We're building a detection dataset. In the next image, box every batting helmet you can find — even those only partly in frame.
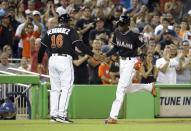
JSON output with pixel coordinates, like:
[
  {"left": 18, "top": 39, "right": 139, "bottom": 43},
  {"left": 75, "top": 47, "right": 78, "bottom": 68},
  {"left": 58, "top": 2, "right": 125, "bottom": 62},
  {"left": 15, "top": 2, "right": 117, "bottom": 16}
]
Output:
[
  {"left": 0, "top": 98, "right": 16, "bottom": 119},
  {"left": 58, "top": 13, "right": 71, "bottom": 23},
  {"left": 117, "top": 15, "right": 130, "bottom": 26}
]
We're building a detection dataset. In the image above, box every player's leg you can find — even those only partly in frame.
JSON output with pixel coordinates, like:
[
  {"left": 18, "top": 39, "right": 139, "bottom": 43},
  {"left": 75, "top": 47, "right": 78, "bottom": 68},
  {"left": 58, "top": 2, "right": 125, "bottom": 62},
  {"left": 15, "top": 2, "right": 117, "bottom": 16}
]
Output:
[
  {"left": 57, "top": 56, "right": 74, "bottom": 123},
  {"left": 126, "top": 83, "right": 152, "bottom": 92},
  {"left": 126, "top": 67, "right": 156, "bottom": 97},
  {"left": 126, "top": 57, "right": 156, "bottom": 96},
  {"left": 48, "top": 56, "right": 61, "bottom": 121},
  {"left": 106, "top": 58, "right": 135, "bottom": 124},
  {"left": 128, "top": 83, "right": 156, "bottom": 97}
]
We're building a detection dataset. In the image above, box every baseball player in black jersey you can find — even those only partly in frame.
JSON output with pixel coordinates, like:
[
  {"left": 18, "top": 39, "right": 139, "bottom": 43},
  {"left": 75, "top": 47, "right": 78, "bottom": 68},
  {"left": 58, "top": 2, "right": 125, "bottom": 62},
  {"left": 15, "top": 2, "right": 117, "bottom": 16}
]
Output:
[
  {"left": 38, "top": 13, "right": 98, "bottom": 123},
  {"left": 104, "top": 14, "right": 157, "bottom": 124}
]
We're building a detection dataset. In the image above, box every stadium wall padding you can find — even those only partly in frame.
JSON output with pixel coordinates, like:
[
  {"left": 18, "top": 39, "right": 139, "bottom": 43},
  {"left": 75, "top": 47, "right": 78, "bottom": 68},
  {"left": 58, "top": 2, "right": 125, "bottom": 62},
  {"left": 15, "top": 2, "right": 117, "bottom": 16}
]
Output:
[
  {"left": 26, "top": 83, "right": 191, "bottom": 119},
  {"left": 31, "top": 85, "right": 155, "bottom": 119},
  {"left": 68, "top": 85, "right": 154, "bottom": 119}
]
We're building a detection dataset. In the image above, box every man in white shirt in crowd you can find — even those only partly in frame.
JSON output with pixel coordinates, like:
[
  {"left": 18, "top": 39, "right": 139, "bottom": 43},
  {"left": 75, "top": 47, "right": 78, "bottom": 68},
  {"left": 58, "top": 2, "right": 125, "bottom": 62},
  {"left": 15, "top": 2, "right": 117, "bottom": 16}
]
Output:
[
  {"left": 156, "top": 45, "right": 180, "bottom": 84},
  {"left": 56, "top": 0, "right": 73, "bottom": 15}
]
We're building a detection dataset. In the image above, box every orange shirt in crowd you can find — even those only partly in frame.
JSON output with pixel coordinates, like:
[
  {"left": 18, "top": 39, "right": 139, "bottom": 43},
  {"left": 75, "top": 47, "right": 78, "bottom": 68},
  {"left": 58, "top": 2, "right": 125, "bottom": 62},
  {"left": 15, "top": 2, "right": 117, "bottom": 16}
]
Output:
[
  {"left": 178, "top": 30, "right": 187, "bottom": 39},
  {"left": 21, "top": 31, "right": 40, "bottom": 58},
  {"left": 98, "top": 63, "right": 111, "bottom": 84}
]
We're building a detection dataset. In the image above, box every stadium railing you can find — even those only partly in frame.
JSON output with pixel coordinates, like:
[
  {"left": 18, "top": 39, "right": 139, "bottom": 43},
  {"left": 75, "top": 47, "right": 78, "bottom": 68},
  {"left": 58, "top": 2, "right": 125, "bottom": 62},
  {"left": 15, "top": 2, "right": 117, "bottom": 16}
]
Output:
[{"left": 0, "top": 73, "right": 49, "bottom": 119}]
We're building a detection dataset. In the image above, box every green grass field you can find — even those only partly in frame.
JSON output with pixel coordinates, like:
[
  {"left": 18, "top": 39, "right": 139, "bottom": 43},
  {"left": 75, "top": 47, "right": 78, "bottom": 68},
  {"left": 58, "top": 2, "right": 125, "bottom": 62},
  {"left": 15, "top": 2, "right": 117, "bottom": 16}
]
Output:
[{"left": 1, "top": 119, "right": 191, "bottom": 131}]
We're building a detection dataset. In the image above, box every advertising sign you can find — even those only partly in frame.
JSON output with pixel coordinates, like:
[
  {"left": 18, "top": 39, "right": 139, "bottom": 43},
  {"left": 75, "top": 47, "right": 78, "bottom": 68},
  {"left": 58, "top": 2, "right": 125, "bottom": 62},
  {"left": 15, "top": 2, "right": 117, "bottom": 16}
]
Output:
[{"left": 160, "top": 89, "right": 191, "bottom": 117}]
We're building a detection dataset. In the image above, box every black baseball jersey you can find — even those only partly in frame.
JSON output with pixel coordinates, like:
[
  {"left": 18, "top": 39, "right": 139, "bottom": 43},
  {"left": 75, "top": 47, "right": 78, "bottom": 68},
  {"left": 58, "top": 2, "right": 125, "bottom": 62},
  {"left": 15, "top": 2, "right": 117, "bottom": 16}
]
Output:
[
  {"left": 106, "top": 29, "right": 144, "bottom": 57},
  {"left": 38, "top": 24, "right": 93, "bottom": 63}
]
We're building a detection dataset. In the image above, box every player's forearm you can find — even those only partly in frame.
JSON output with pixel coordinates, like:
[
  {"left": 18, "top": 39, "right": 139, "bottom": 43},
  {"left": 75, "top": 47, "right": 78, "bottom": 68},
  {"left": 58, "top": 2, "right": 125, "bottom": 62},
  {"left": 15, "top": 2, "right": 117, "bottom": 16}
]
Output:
[
  {"left": 75, "top": 42, "right": 94, "bottom": 56},
  {"left": 73, "top": 55, "right": 89, "bottom": 66},
  {"left": 38, "top": 46, "right": 46, "bottom": 64}
]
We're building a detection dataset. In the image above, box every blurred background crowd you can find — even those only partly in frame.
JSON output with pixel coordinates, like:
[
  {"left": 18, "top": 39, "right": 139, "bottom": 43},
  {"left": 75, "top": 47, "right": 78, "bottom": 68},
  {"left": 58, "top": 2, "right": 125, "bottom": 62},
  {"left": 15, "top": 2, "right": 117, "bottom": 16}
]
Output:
[{"left": 0, "top": 0, "right": 191, "bottom": 85}]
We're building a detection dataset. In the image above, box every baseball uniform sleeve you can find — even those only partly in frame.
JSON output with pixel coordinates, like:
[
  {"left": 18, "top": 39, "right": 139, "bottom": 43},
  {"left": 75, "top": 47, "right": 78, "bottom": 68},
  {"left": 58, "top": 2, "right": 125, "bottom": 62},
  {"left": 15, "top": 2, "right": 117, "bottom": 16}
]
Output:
[
  {"left": 70, "top": 28, "right": 80, "bottom": 44},
  {"left": 135, "top": 33, "right": 145, "bottom": 48},
  {"left": 38, "top": 33, "right": 49, "bottom": 63},
  {"left": 70, "top": 29, "right": 94, "bottom": 56}
]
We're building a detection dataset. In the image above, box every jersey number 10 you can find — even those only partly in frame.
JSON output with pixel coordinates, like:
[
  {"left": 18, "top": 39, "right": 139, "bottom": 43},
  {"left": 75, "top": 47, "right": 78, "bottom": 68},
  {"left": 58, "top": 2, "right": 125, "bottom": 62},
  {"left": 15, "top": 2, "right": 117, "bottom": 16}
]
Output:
[{"left": 51, "top": 34, "right": 63, "bottom": 48}]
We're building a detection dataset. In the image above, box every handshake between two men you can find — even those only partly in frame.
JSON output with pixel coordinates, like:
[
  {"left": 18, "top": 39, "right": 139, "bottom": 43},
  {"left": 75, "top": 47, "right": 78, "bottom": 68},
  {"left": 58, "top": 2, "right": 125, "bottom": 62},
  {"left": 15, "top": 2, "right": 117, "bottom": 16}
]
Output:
[
  {"left": 93, "top": 53, "right": 144, "bottom": 72},
  {"left": 37, "top": 53, "right": 108, "bottom": 75}
]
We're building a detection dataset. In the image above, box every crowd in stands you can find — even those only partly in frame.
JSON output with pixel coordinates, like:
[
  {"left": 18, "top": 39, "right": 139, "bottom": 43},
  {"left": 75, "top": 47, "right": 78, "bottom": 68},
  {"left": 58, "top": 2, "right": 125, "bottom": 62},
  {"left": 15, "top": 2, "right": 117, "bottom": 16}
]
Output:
[{"left": 0, "top": 0, "right": 191, "bottom": 85}]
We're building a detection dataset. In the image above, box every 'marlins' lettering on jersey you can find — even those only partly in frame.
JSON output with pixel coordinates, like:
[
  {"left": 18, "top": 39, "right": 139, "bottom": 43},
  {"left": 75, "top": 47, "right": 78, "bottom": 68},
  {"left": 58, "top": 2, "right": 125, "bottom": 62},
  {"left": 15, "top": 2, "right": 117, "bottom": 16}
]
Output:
[
  {"left": 47, "top": 28, "right": 71, "bottom": 35},
  {"left": 115, "top": 38, "right": 133, "bottom": 49}
]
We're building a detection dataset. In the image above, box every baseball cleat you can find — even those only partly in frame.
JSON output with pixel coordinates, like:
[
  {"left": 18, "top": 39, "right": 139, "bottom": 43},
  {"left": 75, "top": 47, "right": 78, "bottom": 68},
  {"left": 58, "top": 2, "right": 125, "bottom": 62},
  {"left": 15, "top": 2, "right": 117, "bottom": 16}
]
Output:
[
  {"left": 56, "top": 116, "right": 73, "bottom": 123},
  {"left": 151, "top": 83, "right": 157, "bottom": 97},
  {"left": 50, "top": 116, "right": 57, "bottom": 122},
  {"left": 105, "top": 117, "right": 117, "bottom": 124}
]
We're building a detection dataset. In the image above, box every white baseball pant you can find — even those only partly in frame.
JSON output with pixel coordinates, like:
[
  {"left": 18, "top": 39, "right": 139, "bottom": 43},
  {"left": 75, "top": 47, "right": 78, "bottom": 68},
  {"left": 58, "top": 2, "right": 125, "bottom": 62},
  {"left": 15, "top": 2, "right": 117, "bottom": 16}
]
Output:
[
  {"left": 109, "top": 57, "right": 153, "bottom": 119},
  {"left": 48, "top": 54, "right": 74, "bottom": 118}
]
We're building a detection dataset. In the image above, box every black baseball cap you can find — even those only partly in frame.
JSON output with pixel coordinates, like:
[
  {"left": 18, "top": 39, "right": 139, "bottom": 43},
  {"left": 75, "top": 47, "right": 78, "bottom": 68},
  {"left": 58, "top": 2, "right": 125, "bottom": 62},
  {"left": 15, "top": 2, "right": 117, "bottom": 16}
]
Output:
[
  {"left": 117, "top": 15, "right": 131, "bottom": 26},
  {"left": 58, "top": 13, "right": 71, "bottom": 23}
]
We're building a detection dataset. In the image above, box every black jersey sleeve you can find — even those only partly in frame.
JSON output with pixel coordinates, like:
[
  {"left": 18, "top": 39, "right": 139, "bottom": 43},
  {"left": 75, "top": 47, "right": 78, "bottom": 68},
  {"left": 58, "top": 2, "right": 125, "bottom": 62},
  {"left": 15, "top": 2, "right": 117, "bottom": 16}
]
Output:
[
  {"left": 38, "top": 33, "right": 49, "bottom": 63},
  {"left": 74, "top": 41, "right": 94, "bottom": 56},
  {"left": 70, "top": 28, "right": 80, "bottom": 44},
  {"left": 70, "top": 29, "right": 94, "bottom": 56},
  {"left": 135, "top": 33, "right": 145, "bottom": 48}
]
